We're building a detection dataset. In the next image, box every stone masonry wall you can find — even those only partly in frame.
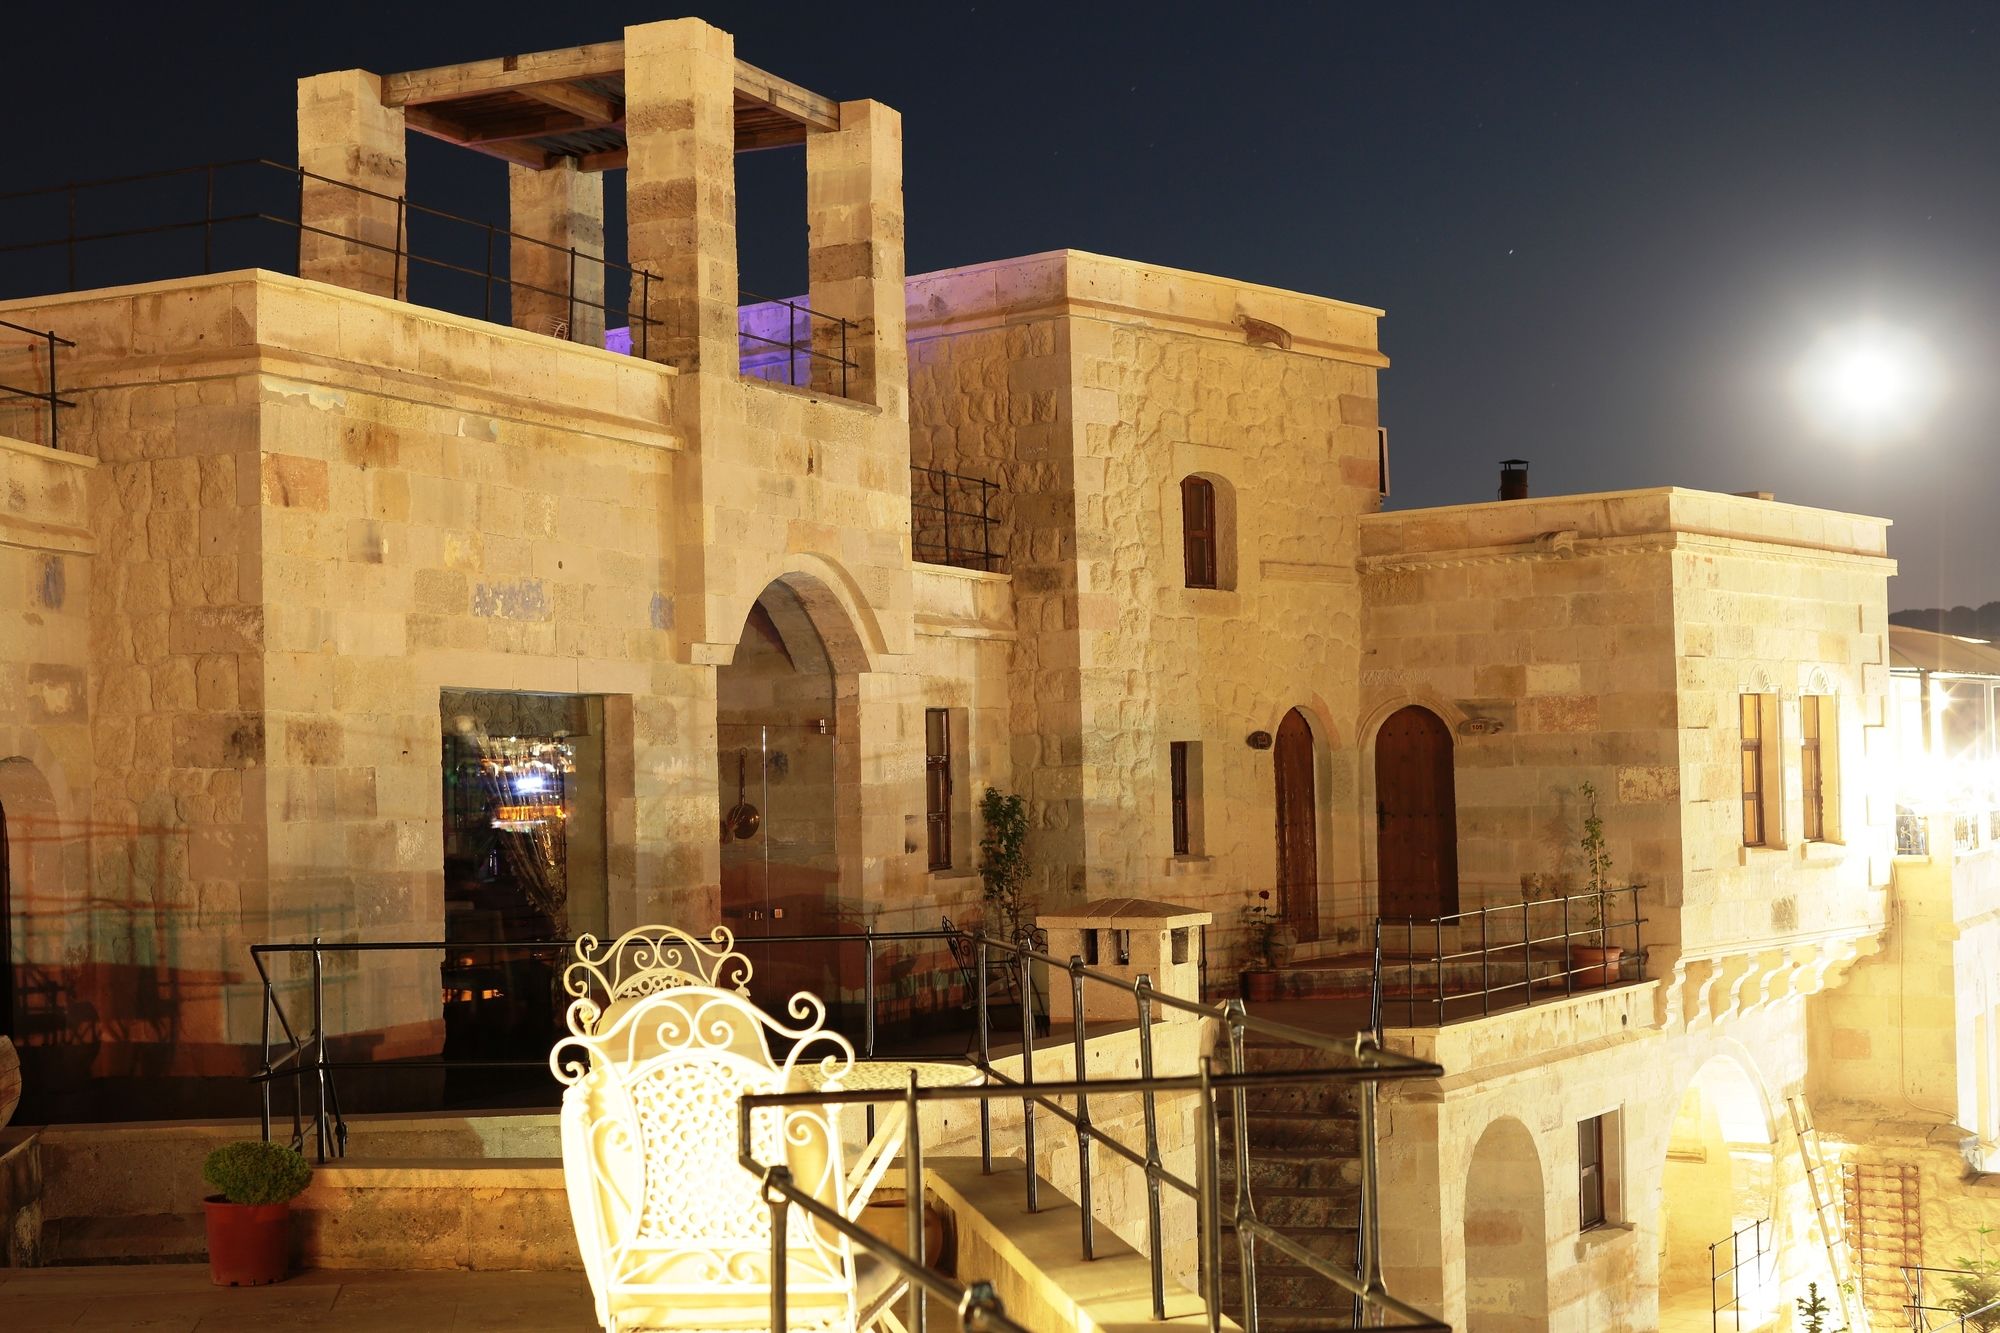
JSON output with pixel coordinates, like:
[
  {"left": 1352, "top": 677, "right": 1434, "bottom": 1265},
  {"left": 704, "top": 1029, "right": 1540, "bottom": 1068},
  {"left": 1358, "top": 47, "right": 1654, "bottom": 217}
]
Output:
[{"left": 909, "top": 251, "right": 1385, "bottom": 959}]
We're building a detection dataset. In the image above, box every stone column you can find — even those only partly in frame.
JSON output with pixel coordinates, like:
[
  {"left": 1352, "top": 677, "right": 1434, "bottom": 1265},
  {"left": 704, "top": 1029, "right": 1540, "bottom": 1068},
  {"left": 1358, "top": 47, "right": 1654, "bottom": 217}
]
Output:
[
  {"left": 806, "top": 100, "right": 907, "bottom": 412},
  {"left": 623, "top": 18, "right": 738, "bottom": 373},
  {"left": 508, "top": 159, "right": 606, "bottom": 345},
  {"left": 296, "top": 70, "right": 406, "bottom": 298}
]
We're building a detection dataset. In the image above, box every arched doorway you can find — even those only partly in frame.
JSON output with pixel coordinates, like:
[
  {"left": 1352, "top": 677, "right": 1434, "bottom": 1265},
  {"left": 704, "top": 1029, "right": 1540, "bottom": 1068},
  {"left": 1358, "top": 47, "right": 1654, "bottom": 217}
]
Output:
[
  {"left": 1272, "top": 708, "right": 1318, "bottom": 943},
  {"left": 1660, "top": 1057, "right": 1777, "bottom": 1329},
  {"left": 1374, "top": 706, "right": 1459, "bottom": 920},
  {"left": 716, "top": 581, "right": 853, "bottom": 1013},
  {"left": 1464, "top": 1116, "right": 1548, "bottom": 1331},
  {"left": 0, "top": 797, "right": 11, "bottom": 1040}
]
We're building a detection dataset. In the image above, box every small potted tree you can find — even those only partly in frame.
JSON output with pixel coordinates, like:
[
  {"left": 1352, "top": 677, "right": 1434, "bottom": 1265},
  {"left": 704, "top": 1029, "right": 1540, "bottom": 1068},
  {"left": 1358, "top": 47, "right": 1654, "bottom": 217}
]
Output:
[
  {"left": 202, "top": 1140, "right": 312, "bottom": 1286},
  {"left": 1568, "top": 780, "right": 1625, "bottom": 987},
  {"left": 978, "top": 787, "right": 1044, "bottom": 1032},
  {"left": 1238, "top": 890, "right": 1290, "bottom": 1003}
]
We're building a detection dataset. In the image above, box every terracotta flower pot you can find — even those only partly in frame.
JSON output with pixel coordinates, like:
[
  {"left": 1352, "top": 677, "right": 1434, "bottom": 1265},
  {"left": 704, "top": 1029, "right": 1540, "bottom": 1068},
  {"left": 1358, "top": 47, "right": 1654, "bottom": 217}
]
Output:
[
  {"left": 1568, "top": 944, "right": 1624, "bottom": 989},
  {"left": 203, "top": 1198, "right": 292, "bottom": 1286},
  {"left": 1240, "top": 969, "right": 1280, "bottom": 1004}
]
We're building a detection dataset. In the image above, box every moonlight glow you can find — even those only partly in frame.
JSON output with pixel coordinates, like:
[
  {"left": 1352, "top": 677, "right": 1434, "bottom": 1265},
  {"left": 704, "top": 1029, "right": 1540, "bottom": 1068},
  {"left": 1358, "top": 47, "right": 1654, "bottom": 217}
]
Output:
[{"left": 1792, "top": 321, "right": 1943, "bottom": 441}]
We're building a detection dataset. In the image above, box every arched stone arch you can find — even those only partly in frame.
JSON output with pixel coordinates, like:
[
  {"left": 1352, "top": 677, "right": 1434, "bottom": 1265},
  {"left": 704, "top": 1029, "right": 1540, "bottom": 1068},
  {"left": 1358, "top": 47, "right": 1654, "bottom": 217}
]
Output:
[
  {"left": 1659, "top": 1051, "right": 1781, "bottom": 1325},
  {"left": 1744, "top": 665, "right": 1777, "bottom": 696},
  {"left": 0, "top": 752, "right": 65, "bottom": 1039},
  {"left": 712, "top": 552, "right": 893, "bottom": 675},
  {"left": 1463, "top": 1114, "right": 1549, "bottom": 1331}
]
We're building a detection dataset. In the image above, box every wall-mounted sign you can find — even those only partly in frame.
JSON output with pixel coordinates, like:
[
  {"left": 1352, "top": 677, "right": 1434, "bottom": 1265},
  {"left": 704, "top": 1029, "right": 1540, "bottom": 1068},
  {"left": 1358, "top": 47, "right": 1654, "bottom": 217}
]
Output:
[
  {"left": 1246, "top": 731, "right": 1274, "bottom": 750},
  {"left": 1458, "top": 716, "right": 1504, "bottom": 737}
]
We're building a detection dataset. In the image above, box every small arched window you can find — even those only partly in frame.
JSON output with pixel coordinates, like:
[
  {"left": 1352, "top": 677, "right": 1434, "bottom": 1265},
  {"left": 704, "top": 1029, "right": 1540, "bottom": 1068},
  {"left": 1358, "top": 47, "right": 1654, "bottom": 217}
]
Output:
[{"left": 1182, "top": 475, "right": 1218, "bottom": 589}]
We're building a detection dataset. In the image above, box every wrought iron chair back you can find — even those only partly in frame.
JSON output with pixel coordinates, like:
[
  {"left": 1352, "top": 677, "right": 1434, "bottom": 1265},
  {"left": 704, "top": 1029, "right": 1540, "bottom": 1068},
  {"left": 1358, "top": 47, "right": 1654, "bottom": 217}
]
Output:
[
  {"left": 550, "top": 986, "right": 904, "bottom": 1332},
  {"left": 563, "top": 924, "right": 755, "bottom": 1036}
]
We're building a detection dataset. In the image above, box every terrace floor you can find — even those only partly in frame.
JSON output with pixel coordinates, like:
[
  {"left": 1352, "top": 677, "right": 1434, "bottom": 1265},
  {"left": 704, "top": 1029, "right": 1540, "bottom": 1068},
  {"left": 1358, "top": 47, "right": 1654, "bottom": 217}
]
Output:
[{"left": 0, "top": 1265, "right": 597, "bottom": 1331}]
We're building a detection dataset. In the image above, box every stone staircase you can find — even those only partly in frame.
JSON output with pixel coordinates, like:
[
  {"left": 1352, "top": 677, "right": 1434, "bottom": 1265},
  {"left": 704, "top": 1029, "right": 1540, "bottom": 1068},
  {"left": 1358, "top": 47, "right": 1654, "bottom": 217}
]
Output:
[{"left": 1213, "top": 1032, "right": 1368, "bottom": 1330}]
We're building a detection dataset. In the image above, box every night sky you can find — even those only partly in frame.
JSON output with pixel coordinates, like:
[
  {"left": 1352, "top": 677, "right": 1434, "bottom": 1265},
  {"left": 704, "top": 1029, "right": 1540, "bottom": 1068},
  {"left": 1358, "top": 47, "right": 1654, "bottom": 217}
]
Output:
[{"left": 11, "top": 3, "right": 1996, "bottom": 609}]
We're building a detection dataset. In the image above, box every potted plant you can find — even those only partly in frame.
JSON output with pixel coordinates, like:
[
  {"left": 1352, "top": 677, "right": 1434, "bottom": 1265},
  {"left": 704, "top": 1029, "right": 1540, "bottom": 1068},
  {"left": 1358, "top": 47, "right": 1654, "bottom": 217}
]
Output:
[
  {"left": 1567, "top": 780, "right": 1625, "bottom": 988},
  {"left": 201, "top": 1140, "right": 312, "bottom": 1286},
  {"left": 1944, "top": 1227, "right": 2000, "bottom": 1331},
  {"left": 978, "top": 787, "right": 1044, "bottom": 1031},
  {"left": 1238, "top": 890, "right": 1289, "bottom": 1003}
]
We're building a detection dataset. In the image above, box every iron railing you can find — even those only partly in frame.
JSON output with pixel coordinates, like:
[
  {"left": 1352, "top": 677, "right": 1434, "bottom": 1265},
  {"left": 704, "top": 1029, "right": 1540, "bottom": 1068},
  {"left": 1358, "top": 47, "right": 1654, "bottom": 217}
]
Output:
[
  {"left": 1370, "top": 885, "right": 1646, "bottom": 1030},
  {"left": 1710, "top": 1217, "right": 1774, "bottom": 1332},
  {"left": 0, "top": 158, "right": 657, "bottom": 357},
  {"left": 1904, "top": 1264, "right": 2000, "bottom": 1330},
  {"left": 0, "top": 319, "right": 73, "bottom": 451},
  {"left": 911, "top": 464, "right": 1004, "bottom": 573},
  {"left": 249, "top": 926, "right": 1447, "bottom": 1331},
  {"left": 737, "top": 288, "right": 858, "bottom": 397},
  {"left": 1956, "top": 812, "right": 1982, "bottom": 854}
]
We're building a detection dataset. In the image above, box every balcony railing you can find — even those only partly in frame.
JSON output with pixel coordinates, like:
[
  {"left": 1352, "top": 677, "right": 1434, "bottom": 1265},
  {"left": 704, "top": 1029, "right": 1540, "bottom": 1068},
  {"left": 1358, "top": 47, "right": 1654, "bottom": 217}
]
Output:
[
  {"left": 0, "top": 319, "right": 73, "bottom": 450},
  {"left": 1370, "top": 885, "right": 1646, "bottom": 1030},
  {"left": 1710, "top": 1217, "right": 1775, "bottom": 1331},
  {"left": 1898, "top": 806, "right": 1930, "bottom": 857},
  {"left": 1902, "top": 1264, "right": 2000, "bottom": 1331},
  {"left": 249, "top": 927, "right": 1447, "bottom": 1331},
  {"left": 0, "top": 158, "right": 659, "bottom": 356},
  {"left": 911, "top": 464, "right": 1004, "bottom": 573},
  {"left": 737, "top": 290, "right": 858, "bottom": 397}
]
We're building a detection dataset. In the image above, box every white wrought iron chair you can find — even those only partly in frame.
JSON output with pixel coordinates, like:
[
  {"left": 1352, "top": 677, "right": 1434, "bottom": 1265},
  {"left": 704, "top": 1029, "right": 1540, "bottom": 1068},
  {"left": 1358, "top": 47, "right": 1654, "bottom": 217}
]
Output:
[
  {"left": 562, "top": 924, "right": 755, "bottom": 1037},
  {"left": 550, "top": 986, "right": 909, "bottom": 1333}
]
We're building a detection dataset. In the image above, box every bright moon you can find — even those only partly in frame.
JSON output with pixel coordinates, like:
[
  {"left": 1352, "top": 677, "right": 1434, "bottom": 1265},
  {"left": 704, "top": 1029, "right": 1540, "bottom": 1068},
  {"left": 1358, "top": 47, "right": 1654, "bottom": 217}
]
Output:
[{"left": 1792, "top": 321, "right": 1942, "bottom": 441}]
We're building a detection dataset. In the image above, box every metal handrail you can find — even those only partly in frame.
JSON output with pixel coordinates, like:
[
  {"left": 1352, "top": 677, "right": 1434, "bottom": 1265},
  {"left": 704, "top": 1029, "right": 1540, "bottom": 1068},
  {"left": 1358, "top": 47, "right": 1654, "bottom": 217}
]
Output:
[
  {"left": 0, "top": 158, "right": 659, "bottom": 359},
  {"left": 736, "top": 287, "right": 858, "bottom": 396},
  {"left": 1710, "top": 1216, "right": 1773, "bottom": 1331},
  {"left": 248, "top": 926, "right": 1448, "bottom": 1330},
  {"left": 1904, "top": 1264, "right": 2000, "bottom": 1331},
  {"left": 1370, "top": 884, "right": 1647, "bottom": 1031},
  {"left": 0, "top": 319, "right": 75, "bottom": 451}
]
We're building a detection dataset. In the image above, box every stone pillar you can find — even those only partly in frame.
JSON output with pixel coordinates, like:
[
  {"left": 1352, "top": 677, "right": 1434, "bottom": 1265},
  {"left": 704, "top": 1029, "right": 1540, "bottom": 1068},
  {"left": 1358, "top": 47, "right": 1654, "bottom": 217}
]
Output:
[
  {"left": 508, "top": 160, "right": 606, "bottom": 345},
  {"left": 806, "top": 100, "right": 907, "bottom": 412},
  {"left": 1037, "top": 900, "right": 1213, "bottom": 1024},
  {"left": 623, "top": 18, "right": 738, "bottom": 373},
  {"left": 296, "top": 70, "right": 406, "bottom": 298}
]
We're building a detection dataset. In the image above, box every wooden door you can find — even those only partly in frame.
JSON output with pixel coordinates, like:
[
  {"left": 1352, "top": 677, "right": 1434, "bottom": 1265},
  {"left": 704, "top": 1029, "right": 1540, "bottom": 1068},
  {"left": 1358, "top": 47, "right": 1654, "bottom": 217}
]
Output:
[
  {"left": 1374, "top": 706, "right": 1459, "bottom": 920},
  {"left": 1272, "top": 709, "right": 1319, "bottom": 942}
]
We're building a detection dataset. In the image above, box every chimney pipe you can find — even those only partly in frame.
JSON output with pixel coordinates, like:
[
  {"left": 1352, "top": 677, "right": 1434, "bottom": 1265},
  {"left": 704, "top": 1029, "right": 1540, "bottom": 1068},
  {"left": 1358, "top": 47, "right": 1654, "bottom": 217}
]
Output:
[{"left": 1499, "top": 458, "right": 1529, "bottom": 501}]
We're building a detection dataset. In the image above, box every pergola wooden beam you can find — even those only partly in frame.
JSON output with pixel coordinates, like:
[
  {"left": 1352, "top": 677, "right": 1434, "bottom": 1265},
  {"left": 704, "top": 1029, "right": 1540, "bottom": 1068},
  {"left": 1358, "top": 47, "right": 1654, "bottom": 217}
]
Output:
[
  {"left": 730, "top": 57, "right": 839, "bottom": 131},
  {"left": 517, "top": 81, "right": 622, "bottom": 125},
  {"left": 381, "top": 42, "right": 626, "bottom": 107},
  {"left": 404, "top": 107, "right": 557, "bottom": 169}
]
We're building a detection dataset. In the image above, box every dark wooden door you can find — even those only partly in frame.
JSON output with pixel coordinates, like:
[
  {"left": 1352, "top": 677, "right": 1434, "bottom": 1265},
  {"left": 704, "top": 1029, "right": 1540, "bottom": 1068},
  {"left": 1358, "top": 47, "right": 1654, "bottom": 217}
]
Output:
[
  {"left": 1273, "top": 709, "right": 1319, "bottom": 942},
  {"left": 1374, "top": 706, "right": 1459, "bottom": 920}
]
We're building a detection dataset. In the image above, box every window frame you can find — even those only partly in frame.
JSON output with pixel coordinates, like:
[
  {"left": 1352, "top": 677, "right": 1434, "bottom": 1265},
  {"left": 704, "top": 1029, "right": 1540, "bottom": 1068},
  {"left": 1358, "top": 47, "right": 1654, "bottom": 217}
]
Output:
[
  {"left": 1740, "top": 692, "right": 1782, "bottom": 848},
  {"left": 1171, "top": 741, "right": 1191, "bottom": 856},
  {"left": 1801, "top": 694, "right": 1828, "bottom": 843},
  {"left": 1578, "top": 1114, "right": 1608, "bottom": 1231},
  {"left": 1181, "top": 475, "right": 1218, "bottom": 589},
  {"left": 924, "top": 706, "right": 953, "bottom": 871}
]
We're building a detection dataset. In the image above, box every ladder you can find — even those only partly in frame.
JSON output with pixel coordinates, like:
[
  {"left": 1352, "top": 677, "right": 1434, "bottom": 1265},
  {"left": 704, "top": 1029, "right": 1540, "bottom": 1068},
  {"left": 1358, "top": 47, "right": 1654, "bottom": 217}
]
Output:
[{"left": 1789, "top": 1093, "right": 1868, "bottom": 1333}]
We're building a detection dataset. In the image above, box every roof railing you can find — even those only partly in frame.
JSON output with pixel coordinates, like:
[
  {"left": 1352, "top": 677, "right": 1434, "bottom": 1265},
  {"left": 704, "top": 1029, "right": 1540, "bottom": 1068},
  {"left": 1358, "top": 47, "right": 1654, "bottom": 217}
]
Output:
[{"left": 0, "top": 319, "right": 74, "bottom": 451}]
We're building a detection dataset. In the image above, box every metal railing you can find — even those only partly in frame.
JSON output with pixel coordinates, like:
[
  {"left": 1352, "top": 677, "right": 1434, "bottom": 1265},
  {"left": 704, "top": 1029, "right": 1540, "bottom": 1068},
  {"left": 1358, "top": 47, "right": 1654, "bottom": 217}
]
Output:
[
  {"left": 1899, "top": 806, "right": 1931, "bottom": 856},
  {"left": 737, "top": 288, "right": 858, "bottom": 396},
  {"left": 1956, "top": 812, "right": 1983, "bottom": 854},
  {"left": 1904, "top": 1265, "right": 2000, "bottom": 1331},
  {"left": 0, "top": 319, "right": 73, "bottom": 451},
  {"left": 1370, "top": 885, "right": 1646, "bottom": 1030},
  {"left": 1710, "top": 1217, "right": 1774, "bottom": 1331},
  {"left": 911, "top": 464, "right": 1004, "bottom": 573},
  {"left": 0, "top": 158, "right": 657, "bottom": 357},
  {"left": 250, "top": 926, "right": 1447, "bottom": 1331}
]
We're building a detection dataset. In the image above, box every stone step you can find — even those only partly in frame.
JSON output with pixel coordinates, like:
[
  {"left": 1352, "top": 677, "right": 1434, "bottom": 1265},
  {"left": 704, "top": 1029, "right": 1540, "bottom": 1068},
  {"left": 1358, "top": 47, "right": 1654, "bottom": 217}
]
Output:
[
  {"left": 1220, "top": 1109, "right": 1360, "bottom": 1154},
  {"left": 1217, "top": 1149, "right": 1364, "bottom": 1191},
  {"left": 1229, "top": 1081, "right": 1365, "bottom": 1116}
]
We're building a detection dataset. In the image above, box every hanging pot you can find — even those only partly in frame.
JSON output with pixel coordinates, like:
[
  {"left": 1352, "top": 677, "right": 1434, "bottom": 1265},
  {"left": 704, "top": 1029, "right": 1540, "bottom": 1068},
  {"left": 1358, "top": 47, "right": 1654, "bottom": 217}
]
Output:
[{"left": 725, "top": 751, "right": 762, "bottom": 841}]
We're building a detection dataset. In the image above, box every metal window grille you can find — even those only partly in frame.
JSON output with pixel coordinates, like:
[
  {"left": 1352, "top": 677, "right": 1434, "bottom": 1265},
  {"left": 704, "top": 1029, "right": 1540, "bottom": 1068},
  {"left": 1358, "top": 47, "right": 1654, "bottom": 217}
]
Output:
[{"left": 909, "top": 465, "right": 1003, "bottom": 572}]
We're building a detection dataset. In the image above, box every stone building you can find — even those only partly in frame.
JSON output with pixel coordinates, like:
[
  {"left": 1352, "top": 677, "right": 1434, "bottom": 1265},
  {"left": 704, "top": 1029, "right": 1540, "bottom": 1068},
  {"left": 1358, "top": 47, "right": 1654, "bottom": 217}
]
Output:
[{"left": 0, "top": 17, "right": 1992, "bottom": 1331}]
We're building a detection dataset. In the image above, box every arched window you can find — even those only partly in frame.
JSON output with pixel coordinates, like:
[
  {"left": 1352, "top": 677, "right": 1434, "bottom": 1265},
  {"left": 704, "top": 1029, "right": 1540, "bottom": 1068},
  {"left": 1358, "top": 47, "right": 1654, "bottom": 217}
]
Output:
[{"left": 1181, "top": 475, "right": 1218, "bottom": 588}]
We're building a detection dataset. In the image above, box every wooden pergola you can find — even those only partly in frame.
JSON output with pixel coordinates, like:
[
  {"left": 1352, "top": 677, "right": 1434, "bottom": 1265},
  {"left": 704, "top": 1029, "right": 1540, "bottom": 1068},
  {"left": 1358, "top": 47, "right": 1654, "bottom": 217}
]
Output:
[{"left": 381, "top": 40, "right": 839, "bottom": 171}]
